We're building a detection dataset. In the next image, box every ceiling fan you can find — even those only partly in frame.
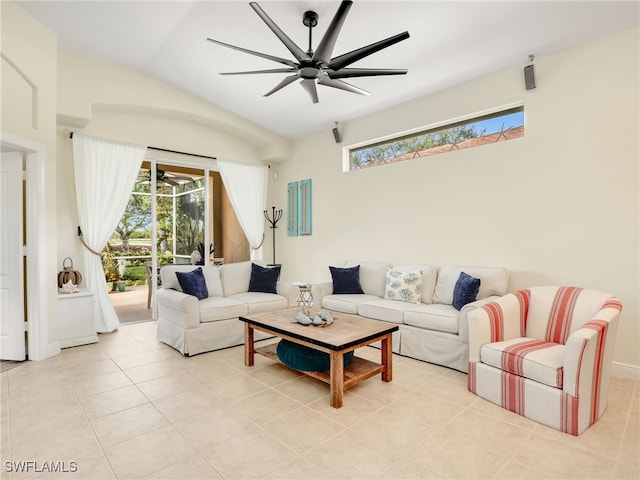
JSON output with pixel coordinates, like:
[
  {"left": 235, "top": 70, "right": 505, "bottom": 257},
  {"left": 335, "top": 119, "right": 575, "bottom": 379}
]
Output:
[
  {"left": 139, "top": 166, "right": 196, "bottom": 187},
  {"left": 206, "top": 0, "right": 410, "bottom": 104}
]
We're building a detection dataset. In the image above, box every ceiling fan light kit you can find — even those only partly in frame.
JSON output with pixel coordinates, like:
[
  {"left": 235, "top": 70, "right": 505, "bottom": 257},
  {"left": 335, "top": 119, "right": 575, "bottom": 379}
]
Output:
[{"left": 206, "top": 0, "right": 410, "bottom": 104}]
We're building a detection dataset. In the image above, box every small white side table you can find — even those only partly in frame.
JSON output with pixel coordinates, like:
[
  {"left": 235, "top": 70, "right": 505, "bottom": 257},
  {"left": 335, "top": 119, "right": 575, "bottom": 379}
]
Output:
[{"left": 57, "top": 288, "right": 99, "bottom": 348}]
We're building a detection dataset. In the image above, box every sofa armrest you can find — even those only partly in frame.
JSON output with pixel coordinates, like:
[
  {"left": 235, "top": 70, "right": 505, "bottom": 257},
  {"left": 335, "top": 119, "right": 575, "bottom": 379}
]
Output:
[
  {"left": 276, "top": 281, "right": 298, "bottom": 307},
  {"left": 156, "top": 288, "right": 200, "bottom": 329},
  {"left": 563, "top": 299, "right": 622, "bottom": 397},
  {"left": 467, "top": 290, "right": 531, "bottom": 362},
  {"left": 311, "top": 282, "right": 333, "bottom": 309}
]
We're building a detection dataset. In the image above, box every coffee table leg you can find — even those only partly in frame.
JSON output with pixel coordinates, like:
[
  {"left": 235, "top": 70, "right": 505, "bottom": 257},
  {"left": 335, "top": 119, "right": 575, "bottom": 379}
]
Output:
[
  {"left": 329, "top": 351, "right": 344, "bottom": 408},
  {"left": 244, "top": 323, "right": 255, "bottom": 367},
  {"left": 381, "top": 333, "right": 392, "bottom": 382}
]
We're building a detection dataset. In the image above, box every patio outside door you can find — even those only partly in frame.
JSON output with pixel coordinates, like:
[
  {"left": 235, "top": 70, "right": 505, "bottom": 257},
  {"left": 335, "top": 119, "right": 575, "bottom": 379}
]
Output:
[{"left": 107, "top": 161, "right": 209, "bottom": 323}]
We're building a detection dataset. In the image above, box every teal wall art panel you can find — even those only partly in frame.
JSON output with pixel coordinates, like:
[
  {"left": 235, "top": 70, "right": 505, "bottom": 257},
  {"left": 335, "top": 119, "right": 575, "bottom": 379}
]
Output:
[
  {"left": 299, "top": 179, "right": 312, "bottom": 235},
  {"left": 287, "top": 181, "right": 298, "bottom": 236}
]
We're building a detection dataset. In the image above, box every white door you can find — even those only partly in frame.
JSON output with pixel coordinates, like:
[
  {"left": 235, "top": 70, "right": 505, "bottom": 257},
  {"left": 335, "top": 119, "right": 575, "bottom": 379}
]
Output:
[{"left": 0, "top": 152, "right": 26, "bottom": 360}]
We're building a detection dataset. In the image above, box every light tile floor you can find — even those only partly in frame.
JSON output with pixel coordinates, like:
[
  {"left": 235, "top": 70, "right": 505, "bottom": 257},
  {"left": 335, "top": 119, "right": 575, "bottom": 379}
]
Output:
[{"left": 1, "top": 320, "right": 638, "bottom": 479}]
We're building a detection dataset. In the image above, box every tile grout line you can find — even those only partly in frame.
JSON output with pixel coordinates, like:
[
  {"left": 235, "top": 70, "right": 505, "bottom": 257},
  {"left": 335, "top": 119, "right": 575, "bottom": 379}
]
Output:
[{"left": 62, "top": 357, "right": 120, "bottom": 479}]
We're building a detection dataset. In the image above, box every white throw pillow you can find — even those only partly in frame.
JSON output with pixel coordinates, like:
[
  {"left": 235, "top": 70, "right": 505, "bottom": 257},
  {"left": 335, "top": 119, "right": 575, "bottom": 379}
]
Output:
[{"left": 384, "top": 268, "right": 423, "bottom": 303}]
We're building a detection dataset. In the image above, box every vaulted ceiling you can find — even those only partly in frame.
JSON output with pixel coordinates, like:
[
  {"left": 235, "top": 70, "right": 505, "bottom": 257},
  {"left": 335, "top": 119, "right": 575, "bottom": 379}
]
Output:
[{"left": 17, "top": 1, "right": 639, "bottom": 139}]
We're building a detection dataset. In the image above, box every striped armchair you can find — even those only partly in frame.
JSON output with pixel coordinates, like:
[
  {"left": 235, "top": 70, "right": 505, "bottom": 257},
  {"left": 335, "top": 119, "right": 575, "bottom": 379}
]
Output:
[{"left": 467, "top": 286, "right": 622, "bottom": 435}]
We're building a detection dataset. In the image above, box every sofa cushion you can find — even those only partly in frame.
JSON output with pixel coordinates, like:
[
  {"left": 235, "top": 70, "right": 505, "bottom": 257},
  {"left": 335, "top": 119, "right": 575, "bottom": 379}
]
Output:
[
  {"left": 384, "top": 269, "right": 422, "bottom": 303},
  {"left": 160, "top": 265, "right": 223, "bottom": 297},
  {"left": 276, "top": 339, "right": 354, "bottom": 372},
  {"left": 480, "top": 337, "right": 564, "bottom": 388},
  {"left": 329, "top": 265, "right": 364, "bottom": 294},
  {"left": 228, "top": 292, "right": 289, "bottom": 314},
  {"left": 175, "top": 267, "right": 209, "bottom": 300},
  {"left": 433, "top": 266, "right": 508, "bottom": 305},
  {"left": 220, "top": 261, "right": 256, "bottom": 297},
  {"left": 321, "top": 294, "right": 381, "bottom": 315},
  {"left": 358, "top": 299, "right": 417, "bottom": 324},
  {"left": 453, "top": 272, "right": 481, "bottom": 310},
  {"left": 248, "top": 263, "right": 281, "bottom": 294},
  {"left": 199, "top": 296, "right": 247, "bottom": 323},
  {"left": 403, "top": 304, "right": 459, "bottom": 334},
  {"left": 345, "top": 261, "right": 390, "bottom": 297},
  {"left": 393, "top": 264, "right": 438, "bottom": 304}
]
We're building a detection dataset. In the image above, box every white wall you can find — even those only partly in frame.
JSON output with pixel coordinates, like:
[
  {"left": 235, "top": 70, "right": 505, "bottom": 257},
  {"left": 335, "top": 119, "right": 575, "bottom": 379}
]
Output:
[
  {"left": 268, "top": 27, "right": 639, "bottom": 371},
  {"left": 55, "top": 50, "right": 292, "bottom": 277},
  {"left": 1, "top": 2, "right": 59, "bottom": 347}
]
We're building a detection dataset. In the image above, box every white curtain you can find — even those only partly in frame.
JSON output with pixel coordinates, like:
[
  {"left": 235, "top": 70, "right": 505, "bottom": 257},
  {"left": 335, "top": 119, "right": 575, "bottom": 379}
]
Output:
[
  {"left": 73, "top": 134, "right": 147, "bottom": 332},
  {"left": 217, "top": 159, "right": 268, "bottom": 261}
]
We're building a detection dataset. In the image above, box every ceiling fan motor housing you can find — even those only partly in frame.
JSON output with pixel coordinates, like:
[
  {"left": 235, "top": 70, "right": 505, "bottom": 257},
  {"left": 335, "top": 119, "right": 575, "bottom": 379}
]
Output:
[{"left": 303, "top": 10, "right": 318, "bottom": 28}]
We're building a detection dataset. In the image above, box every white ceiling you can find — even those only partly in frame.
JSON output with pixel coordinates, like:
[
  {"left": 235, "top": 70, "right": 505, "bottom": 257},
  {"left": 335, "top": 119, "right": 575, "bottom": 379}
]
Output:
[{"left": 16, "top": 1, "right": 639, "bottom": 139}]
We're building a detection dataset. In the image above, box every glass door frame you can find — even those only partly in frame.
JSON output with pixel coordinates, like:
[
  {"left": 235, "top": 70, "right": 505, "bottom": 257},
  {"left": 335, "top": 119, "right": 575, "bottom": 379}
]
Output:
[{"left": 147, "top": 156, "right": 215, "bottom": 319}]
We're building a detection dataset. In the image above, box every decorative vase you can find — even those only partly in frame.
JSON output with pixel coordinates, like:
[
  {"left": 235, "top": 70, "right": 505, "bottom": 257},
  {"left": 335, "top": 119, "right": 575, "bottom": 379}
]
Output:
[
  {"left": 57, "top": 257, "right": 83, "bottom": 288},
  {"left": 190, "top": 250, "right": 202, "bottom": 265},
  {"left": 116, "top": 281, "right": 126, "bottom": 292}
]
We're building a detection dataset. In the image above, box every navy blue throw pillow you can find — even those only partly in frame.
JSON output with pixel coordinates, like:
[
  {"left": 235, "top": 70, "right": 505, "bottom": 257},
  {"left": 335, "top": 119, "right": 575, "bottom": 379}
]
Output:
[
  {"left": 329, "top": 265, "right": 364, "bottom": 294},
  {"left": 248, "top": 263, "right": 281, "bottom": 294},
  {"left": 276, "top": 339, "right": 355, "bottom": 372},
  {"left": 175, "top": 267, "right": 209, "bottom": 300},
  {"left": 453, "top": 271, "right": 481, "bottom": 310}
]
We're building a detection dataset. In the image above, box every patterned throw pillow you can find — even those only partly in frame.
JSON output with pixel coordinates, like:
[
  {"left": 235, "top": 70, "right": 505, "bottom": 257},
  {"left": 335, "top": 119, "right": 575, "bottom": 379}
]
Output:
[{"left": 384, "top": 269, "right": 423, "bottom": 303}]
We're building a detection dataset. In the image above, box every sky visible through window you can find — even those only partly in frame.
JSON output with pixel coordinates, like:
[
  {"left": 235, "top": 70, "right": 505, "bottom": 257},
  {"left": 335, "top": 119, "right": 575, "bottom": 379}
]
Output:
[
  {"left": 468, "top": 111, "right": 524, "bottom": 135},
  {"left": 348, "top": 107, "right": 524, "bottom": 170}
]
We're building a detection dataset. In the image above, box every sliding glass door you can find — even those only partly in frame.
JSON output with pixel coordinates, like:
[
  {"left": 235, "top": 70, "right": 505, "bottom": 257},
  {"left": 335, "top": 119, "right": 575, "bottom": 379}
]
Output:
[
  {"left": 106, "top": 160, "right": 209, "bottom": 323},
  {"left": 105, "top": 157, "right": 249, "bottom": 323}
]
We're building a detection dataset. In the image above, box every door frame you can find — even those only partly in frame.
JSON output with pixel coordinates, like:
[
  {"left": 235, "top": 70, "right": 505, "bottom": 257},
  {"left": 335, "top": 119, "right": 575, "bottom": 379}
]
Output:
[
  {"left": 145, "top": 156, "right": 213, "bottom": 320},
  {"left": 1, "top": 131, "right": 50, "bottom": 360}
]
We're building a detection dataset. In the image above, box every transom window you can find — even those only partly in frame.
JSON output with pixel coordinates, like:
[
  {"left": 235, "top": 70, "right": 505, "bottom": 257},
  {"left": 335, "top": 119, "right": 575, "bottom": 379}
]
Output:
[{"left": 347, "top": 106, "right": 524, "bottom": 171}]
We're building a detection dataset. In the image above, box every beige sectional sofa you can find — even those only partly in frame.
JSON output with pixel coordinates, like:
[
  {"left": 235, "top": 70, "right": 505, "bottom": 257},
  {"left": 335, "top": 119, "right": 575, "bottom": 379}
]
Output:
[
  {"left": 311, "top": 261, "right": 509, "bottom": 372},
  {"left": 156, "top": 261, "right": 297, "bottom": 356}
]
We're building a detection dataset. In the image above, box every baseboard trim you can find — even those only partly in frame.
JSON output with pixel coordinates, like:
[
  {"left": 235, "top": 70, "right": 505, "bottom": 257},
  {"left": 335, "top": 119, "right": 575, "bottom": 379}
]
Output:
[
  {"left": 611, "top": 361, "right": 640, "bottom": 381},
  {"left": 45, "top": 342, "right": 61, "bottom": 360}
]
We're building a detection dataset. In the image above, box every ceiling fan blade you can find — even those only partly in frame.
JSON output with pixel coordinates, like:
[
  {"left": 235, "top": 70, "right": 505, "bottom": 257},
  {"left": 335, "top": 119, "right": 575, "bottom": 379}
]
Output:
[
  {"left": 206, "top": 38, "right": 297, "bottom": 68},
  {"left": 249, "top": 2, "right": 309, "bottom": 63},
  {"left": 221, "top": 68, "right": 296, "bottom": 76},
  {"left": 328, "top": 31, "right": 410, "bottom": 71},
  {"left": 300, "top": 79, "right": 319, "bottom": 104},
  {"left": 328, "top": 68, "right": 408, "bottom": 79},
  {"left": 312, "top": 0, "right": 353, "bottom": 65},
  {"left": 318, "top": 76, "right": 370, "bottom": 96},
  {"left": 161, "top": 177, "right": 180, "bottom": 187},
  {"left": 264, "top": 75, "right": 300, "bottom": 97}
]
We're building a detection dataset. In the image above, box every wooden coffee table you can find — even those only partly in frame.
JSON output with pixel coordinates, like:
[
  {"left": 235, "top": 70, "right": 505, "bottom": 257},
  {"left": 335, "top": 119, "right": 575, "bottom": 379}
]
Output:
[{"left": 240, "top": 307, "right": 398, "bottom": 408}]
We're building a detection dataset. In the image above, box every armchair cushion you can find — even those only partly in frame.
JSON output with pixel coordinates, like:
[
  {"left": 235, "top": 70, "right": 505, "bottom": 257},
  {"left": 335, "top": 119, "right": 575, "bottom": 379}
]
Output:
[
  {"left": 480, "top": 337, "right": 564, "bottom": 388},
  {"left": 175, "top": 267, "right": 209, "bottom": 300}
]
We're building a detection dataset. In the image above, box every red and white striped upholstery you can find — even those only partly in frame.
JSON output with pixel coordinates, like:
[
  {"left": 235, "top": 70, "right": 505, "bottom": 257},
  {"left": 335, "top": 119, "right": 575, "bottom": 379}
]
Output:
[{"left": 468, "top": 286, "right": 622, "bottom": 435}]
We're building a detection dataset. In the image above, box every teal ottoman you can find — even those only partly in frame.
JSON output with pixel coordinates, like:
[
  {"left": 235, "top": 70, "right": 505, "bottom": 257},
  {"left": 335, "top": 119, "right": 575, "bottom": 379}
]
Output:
[{"left": 276, "top": 339, "right": 354, "bottom": 372}]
